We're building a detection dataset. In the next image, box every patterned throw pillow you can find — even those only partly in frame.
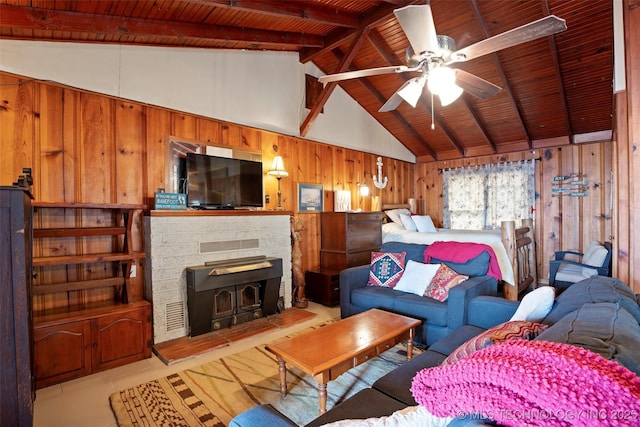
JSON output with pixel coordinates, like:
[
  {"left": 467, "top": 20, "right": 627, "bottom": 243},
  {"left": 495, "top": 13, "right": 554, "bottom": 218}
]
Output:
[
  {"left": 367, "top": 251, "right": 406, "bottom": 288},
  {"left": 423, "top": 264, "right": 468, "bottom": 302},
  {"left": 442, "top": 320, "right": 549, "bottom": 365}
]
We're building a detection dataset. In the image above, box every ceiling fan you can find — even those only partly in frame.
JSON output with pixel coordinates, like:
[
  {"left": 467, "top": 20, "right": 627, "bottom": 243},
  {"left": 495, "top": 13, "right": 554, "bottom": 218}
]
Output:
[{"left": 318, "top": 3, "right": 567, "bottom": 117}]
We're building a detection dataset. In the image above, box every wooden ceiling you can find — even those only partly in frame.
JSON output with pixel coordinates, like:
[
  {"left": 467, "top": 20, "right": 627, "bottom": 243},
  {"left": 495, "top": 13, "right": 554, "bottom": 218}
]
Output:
[{"left": 0, "top": 0, "right": 614, "bottom": 162}]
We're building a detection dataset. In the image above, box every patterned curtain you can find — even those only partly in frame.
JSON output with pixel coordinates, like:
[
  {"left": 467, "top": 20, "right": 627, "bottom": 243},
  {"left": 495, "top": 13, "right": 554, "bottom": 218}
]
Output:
[{"left": 443, "top": 160, "right": 535, "bottom": 230}]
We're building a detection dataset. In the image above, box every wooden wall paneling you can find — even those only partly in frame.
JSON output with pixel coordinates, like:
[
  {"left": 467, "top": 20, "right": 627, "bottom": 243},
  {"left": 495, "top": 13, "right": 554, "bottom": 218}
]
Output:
[
  {"left": 581, "top": 145, "right": 604, "bottom": 245},
  {"left": 9, "top": 81, "right": 35, "bottom": 188},
  {"left": 240, "top": 127, "right": 262, "bottom": 152},
  {"left": 62, "top": 89, "right": 79, "bottom": 203},
  {"left": 560, "top": 146, "right": 581, "bottom": 251},
  {"left": 220, "top": 122, "right": 242, "bottom": 147},
  {"left": 0, "top": 74, "right": 21, "bottom": 185},
  {"left": 533, "top": 159, "right": 543, "bottom": 281},
  {"left": 171, "top": 113, "right": 197, "bottom": 141},
  {"left": 275, "top": 134, "right": 294, "bottom": 210},
  {"left": 614, "top": 93, "right": 629, "bottom": 284},
  {"left": 540, "top": 148, "right": 561, "bottom": 282},
  {"left": 115, "top": 101, "right": 145, "bottom": 205},
  {"left": 37, "top": 85, "right": 64, "bottom": 202},
  {"left": 196, "top": 119, "right": 222, "bottom": 145},
  {"left": 332, "top": 146, "right": 348, "bottom": 201},
  {"left": 79, "top": 94, "right": 114, "bottom": 204},
  {"left": 145, "top": 108, "right": 171, "bottom": 205}
]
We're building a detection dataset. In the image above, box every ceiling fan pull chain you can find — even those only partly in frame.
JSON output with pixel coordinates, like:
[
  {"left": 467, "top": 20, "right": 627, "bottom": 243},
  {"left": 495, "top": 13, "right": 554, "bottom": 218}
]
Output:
[{"left": 431, "top": 91, "right": 435, "bottom": 130}]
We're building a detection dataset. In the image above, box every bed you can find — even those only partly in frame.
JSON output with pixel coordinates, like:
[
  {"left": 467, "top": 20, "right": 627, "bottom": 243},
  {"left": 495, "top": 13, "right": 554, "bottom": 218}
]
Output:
[{"left": 381, "top": 205, "right": 537, "bottom": 301}]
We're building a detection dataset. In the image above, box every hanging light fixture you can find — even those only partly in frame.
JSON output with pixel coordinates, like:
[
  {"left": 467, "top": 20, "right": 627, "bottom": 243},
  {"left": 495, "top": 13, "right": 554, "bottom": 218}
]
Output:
[{"left": 267, "top": 156, "right": 288, "bottom": 209}]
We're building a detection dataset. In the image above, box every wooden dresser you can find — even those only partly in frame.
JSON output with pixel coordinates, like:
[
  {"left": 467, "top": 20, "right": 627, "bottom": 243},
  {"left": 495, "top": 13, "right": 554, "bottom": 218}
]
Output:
[{"left": 307, "top": 212, "right": 382, "bottom": 305}]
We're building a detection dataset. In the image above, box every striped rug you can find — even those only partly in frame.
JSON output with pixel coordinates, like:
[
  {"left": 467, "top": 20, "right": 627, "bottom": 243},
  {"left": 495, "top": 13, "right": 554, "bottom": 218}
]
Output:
[{"left": 110, "top": 322, "right": 418, "bottom": 427}]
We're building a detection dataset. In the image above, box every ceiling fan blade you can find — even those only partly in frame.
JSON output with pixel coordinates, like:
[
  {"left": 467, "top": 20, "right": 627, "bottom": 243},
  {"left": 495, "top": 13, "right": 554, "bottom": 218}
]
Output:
[
  {"left": 394, "top": 5, "right": 439, "bottom": 56},
  {"left": 318, "top": 65, "right": 417, "bottom": 84},
  {"left": 379, "top": 77, "right": 426, "bottom": 112},
  {"left": 454, "top": 69, "right": 501, "bottom": 99},
  {"left": 450, "top": 15, "right": 567, "bottom": 63}
]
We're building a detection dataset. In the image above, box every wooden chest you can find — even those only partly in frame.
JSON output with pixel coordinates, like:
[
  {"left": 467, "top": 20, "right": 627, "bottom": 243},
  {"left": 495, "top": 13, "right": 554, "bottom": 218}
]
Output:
[
  {"left": 305, "top": 269, "right": 341, "bottom": 306},
  {"left": 319, "top": 211, "right": 382, "bottom": 271}
]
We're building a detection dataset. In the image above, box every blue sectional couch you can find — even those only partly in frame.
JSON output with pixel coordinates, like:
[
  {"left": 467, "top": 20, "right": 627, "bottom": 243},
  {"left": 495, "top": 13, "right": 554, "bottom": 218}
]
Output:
[
  {"left": 230, "top": 276, "right": 640, "bottom": 427},
  {"left": 340, "top": 241, "right": 498, "bottom": 346}
]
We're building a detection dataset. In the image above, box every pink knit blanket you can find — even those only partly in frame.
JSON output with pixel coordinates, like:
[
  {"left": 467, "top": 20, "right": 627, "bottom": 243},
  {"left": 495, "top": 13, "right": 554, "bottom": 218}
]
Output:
[
  {"left": 424, "top": 241, "right": 502, "bottom": 281},
  {"left": 411, "top": 340, "right": 640, "bottom": 426}
]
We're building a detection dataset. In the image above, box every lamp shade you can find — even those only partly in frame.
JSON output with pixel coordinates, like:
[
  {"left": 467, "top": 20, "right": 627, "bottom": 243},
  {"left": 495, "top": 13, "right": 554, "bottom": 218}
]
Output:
[
  {"left": 439, "top": 83, "right": 463, "bottom": 106},
  {"left": 267, "top": 156, "right": 288, "bottom": 177}
]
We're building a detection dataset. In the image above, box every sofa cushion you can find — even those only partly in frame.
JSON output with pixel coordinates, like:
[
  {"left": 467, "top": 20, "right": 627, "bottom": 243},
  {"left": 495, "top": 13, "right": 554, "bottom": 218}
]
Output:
[
  {"left": 536, "top": 302, "right": 640, "bottom": 375},
  {"left": 509, "top": 286, "right": 555, "bottom": 322},
  {"left": 582, "top": 240, "right": 609, "bottom": 267},
  {"left": 393, "top": 294, "right": 449, "bottom": 326},
  {"left": 544, "top": 276, "right": 640, "bottom": 325},
  {"left": 428, "top": 324, "right": 486, "bottom": 356},
  {"left": 443, "top": 320, "right": 548, "bottom": 365},
  {"left": 430, "top": 251, "right": 491, "bottom": 278},
  {"left": 373, "top": 350, "right": 447, "bottom": 406},
  {"left": 350, "top": 286, "right": 398, "bottom": 313},
  {"left": 305, "top": 388, "right": 408, "bottom": 427},
  {"left": 380, "top": 242, "right": 428, "bottom": 263},
  {"left": 394, "top": 260, "right": 440, "bottom": 296},
  {"left": 367, "top": 251, "right": 406, "bottom": 288},
  {"left": 424, "top": 264, "right": 468, "bottom": 302},
  {"left": 229, "top": 404, "right": 296, "bottom": 427}
]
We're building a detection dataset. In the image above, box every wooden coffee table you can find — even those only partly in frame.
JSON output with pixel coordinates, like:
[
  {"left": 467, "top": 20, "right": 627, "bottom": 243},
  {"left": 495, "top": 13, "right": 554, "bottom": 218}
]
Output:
[{"left": 265, "top": 308, "right": 421, "bottom": 414}]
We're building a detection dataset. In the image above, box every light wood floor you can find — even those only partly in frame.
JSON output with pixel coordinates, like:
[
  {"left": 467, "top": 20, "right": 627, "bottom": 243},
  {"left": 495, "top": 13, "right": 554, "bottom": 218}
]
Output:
[{"left": 33, "top": 302, "right": 339, "bottom": 427}]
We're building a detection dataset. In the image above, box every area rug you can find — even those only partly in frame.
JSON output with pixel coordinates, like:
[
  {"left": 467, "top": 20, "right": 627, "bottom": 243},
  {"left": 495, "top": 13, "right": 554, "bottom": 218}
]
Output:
[{"left": 110, "top": 322, "right": 420, "bottom": 427}]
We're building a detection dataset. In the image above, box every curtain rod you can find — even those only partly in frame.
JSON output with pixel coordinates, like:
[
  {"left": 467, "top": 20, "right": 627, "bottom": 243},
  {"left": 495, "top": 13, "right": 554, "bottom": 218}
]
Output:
[{"left": 437, "top": 157, "right": 541, "bottom": 173}]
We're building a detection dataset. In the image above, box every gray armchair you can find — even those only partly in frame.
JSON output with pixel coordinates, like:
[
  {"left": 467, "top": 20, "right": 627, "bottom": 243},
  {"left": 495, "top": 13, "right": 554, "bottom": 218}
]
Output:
[{"left": 549, "top": 241, "right": 612, "bottom": 292}]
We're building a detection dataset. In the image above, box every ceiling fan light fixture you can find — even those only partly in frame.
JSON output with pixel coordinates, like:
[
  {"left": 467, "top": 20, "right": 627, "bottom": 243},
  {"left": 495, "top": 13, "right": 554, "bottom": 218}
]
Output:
[
  {"left": 398, "top": 76, "right": 426, "bottom": 107},
  {"left": 427, "top": 66, "right": 456, "bottom": 95},
  {"left": 439, "top": 84, "right": 463, "bottom": 106}
]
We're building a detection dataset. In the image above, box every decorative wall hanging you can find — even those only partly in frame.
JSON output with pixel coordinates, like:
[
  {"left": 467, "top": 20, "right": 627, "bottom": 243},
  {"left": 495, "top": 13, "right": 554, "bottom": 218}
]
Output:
[
  {"left": 373, "top": 157, "right": 388, "bottom": 189},
  {"left": 551, "top": 174, "right": 588, "bottom": 197}
]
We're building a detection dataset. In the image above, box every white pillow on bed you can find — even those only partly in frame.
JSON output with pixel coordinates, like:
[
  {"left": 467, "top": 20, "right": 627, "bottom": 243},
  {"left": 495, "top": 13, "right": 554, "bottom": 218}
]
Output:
[
  {"left": 399, "top": 214, "right": 417, "bottom": 231},
  {"left": 384, "top": 208, "right": 411, "bottom": 225},
  {"left": 412, "top": 215, "right": 437, "bottom": 233}
]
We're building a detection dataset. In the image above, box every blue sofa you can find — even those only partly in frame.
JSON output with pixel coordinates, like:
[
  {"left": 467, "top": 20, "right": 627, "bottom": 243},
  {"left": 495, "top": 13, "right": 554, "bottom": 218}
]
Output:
[
  {"left": 230, "top": 276, "right": 640, "bottom": 427},
  {"left": 340, "top": 241, "right": 498, "bottom": 346}
]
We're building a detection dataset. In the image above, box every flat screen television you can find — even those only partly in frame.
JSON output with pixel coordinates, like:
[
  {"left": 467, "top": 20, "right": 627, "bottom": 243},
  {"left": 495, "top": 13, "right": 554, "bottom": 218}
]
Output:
[{"left": 184, "top": 153, "right": 263, "bottom": 209}]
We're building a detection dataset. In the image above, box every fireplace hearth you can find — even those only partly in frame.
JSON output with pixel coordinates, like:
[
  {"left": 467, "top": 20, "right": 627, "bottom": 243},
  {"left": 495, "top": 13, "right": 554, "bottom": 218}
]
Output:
[{"left": 186, "top": 256, "right": 283, "bottom": 336}]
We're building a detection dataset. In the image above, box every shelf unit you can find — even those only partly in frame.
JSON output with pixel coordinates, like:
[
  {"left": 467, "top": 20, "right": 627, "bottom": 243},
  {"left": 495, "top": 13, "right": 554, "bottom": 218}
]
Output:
[{"left": 31, "top": 202, "right": 151, "bottom": 388}]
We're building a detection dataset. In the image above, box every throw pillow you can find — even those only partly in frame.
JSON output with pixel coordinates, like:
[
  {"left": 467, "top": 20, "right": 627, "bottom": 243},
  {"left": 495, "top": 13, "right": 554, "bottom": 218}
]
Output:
[
  {"left": 367, "top": 251, "right": 406, "bottom": 288},
  {"left": 430, "top": 251, "right": 491, "bottom": 277},
  {"left": 509, "top": 286, "right": 555, "bottom": 322},
  {"left": 582, "top": 242, "right": 608, "bottom": 267},
  {"left": 399, "top": 214, "right": 417, "bottom": 231},
  {"left": 384, "top": 208, "right": 411, "bottom": 226},
  {"left": 394, "top": 260, "right": 441, "bottom": 296},
  {"left": 412, "top": 215, "right": 438, "bottom": 233},
  {"left": 424, "top": 264, "right": 468, "bottom": 302},
  {"left": 442, "top": 320, "right": 549, "bottom": 365}
]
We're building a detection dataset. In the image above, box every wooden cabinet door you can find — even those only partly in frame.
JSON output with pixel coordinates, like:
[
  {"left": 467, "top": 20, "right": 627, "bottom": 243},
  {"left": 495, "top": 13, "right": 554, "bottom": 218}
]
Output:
[
  {"left": 92, "top": 305, "right": 151, "bottom": 372},
  {"left": 33, "top": 320, "right": 92, "bottom": 389}
]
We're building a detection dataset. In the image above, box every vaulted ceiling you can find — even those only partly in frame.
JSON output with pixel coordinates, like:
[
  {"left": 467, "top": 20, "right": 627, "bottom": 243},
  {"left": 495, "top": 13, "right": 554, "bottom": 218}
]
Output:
[{"left": 0, "top": 0, "right": 614, "bottom": 162}]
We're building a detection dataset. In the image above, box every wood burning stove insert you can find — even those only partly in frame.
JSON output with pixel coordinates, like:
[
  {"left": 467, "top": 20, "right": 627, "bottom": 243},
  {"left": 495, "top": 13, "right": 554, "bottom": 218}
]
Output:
[{"left": 186, "top": 256, "right": 283, "bottom": 336}]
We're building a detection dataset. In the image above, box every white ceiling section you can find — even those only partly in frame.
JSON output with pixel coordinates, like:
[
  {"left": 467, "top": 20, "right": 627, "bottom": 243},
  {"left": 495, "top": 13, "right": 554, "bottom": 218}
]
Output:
[{"left": 0, "top": 40, "right": 415, "bottom": 163}]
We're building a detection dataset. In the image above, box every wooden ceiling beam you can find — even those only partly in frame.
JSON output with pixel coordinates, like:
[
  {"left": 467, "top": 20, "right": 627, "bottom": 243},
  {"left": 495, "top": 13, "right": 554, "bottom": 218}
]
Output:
[
  {"left": 542, "top": 0, "right": 573, "bottom": 140},
  {"left": 459, "top": 96, "right": 498, "bottom": 153},
  {"left": 300, "top": 28, "right": 370, "bottom": 137},
  {"left": 200, "top": 0, "right": 360, "bottom": 28},
  {"left": 469, "top": 0, "right": 532, "bottom": 147},
  {"left": 299, "top": 0, "right": 422, "bottom": 63},
  {"left": 0, "top": 4, "right": 324, "bottom": 48}
]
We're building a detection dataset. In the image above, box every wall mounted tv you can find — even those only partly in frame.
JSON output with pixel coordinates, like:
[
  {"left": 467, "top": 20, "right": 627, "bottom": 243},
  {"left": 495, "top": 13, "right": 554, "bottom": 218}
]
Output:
[{"left": 184, "top": 153, "right": 263, "bottom": 209}]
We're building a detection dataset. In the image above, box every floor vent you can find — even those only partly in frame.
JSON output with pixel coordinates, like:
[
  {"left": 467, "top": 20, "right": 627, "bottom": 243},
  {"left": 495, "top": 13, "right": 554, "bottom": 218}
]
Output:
[{"left": 165, "top": 301, "right": 185, "bottom": 332}]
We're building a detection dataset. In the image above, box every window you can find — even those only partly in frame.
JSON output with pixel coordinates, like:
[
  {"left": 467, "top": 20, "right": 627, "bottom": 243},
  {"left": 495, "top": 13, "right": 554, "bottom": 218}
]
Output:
[{"left": 443, "top": 161, "right": 535, "bottom": 230}]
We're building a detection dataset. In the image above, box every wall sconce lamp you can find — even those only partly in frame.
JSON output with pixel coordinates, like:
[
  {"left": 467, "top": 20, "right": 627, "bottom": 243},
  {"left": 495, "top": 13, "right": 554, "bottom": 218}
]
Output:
[
  {"left": 267, "top": 156, "right": 288, "bottom": 209},
  {"left": 356, "top": 181, "right": 369, "bottom": 211}
]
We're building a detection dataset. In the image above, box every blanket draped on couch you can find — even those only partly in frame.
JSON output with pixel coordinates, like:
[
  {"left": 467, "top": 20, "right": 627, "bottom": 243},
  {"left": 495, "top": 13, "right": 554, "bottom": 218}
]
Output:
[{"left": 411, "top": 340, "right": 640, "bottom": 427}]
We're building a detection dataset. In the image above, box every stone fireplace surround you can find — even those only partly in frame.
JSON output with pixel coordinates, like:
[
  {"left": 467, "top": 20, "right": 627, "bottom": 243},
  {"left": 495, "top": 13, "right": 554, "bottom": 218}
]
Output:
[{"left": 144, "top": 210, "right": 292, "bottom": 344}]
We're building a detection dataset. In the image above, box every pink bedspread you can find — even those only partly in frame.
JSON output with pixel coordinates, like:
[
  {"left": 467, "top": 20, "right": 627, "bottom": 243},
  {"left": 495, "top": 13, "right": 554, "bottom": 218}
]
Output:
[
  {"left": 424, "top": 240, "right": 502, "bottom": 281},
  {"left": 411, "top": 340, "right": 640, "bottom": 426}
]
